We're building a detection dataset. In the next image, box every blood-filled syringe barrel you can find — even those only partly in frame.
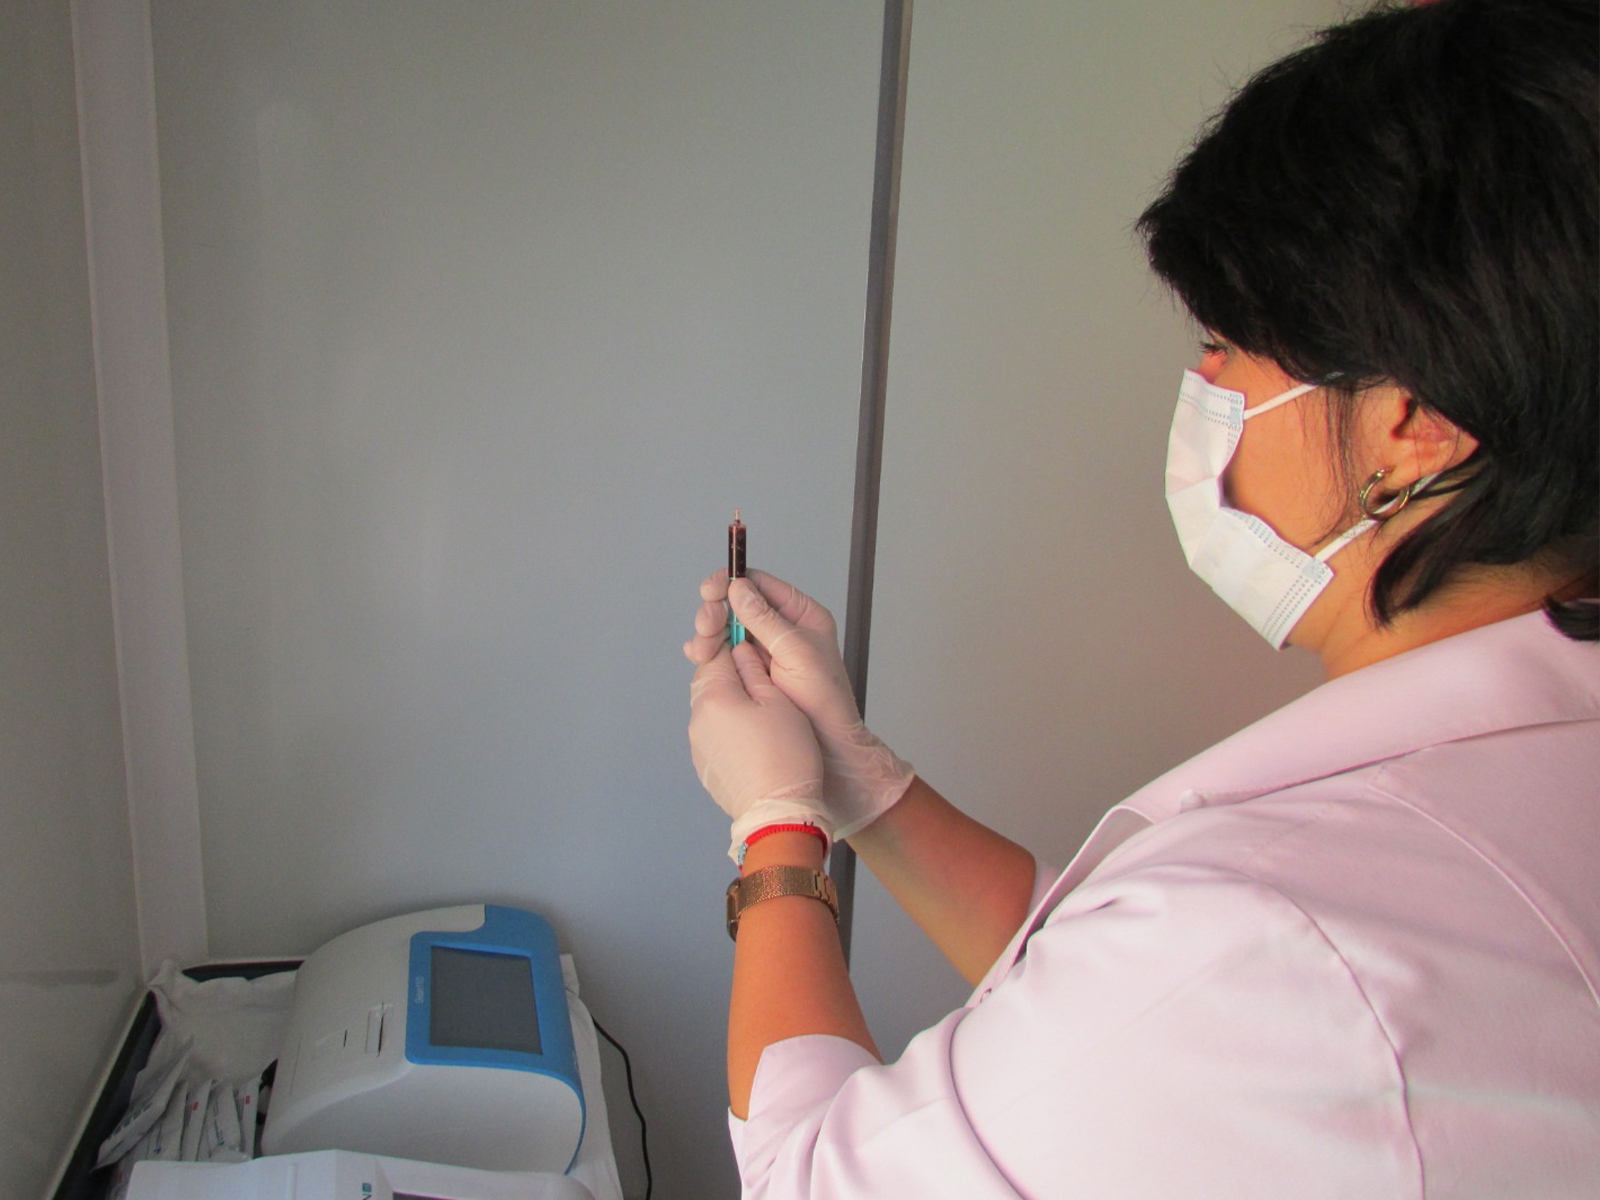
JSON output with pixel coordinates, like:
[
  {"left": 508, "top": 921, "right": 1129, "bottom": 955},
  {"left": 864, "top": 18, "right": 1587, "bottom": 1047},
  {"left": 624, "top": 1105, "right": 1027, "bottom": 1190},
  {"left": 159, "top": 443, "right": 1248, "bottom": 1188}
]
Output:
[{"left": 729, "top": 510, "right": 747, "bottom": 580}]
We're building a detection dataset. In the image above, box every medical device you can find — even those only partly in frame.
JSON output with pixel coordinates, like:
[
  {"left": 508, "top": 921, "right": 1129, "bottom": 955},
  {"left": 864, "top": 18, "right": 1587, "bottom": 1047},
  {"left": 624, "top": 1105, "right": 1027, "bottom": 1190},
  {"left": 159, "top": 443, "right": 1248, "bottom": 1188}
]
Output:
[
  {"left": 728, "top": 509, "right": 747, "bottom": 646},
  {"left": 128, "top": 1148, "right": 595, "bottom": 1200},
  {"left": 261, "top": 905, "right": 584, "bottom": 1173},
  {"left": 128, "top": 1149, "right": 594, "bottom": 1200}
]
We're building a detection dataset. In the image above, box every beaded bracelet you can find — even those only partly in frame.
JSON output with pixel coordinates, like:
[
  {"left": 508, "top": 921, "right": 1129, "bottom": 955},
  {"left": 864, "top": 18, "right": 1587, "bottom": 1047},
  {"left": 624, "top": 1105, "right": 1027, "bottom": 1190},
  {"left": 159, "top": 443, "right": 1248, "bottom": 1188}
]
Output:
[{"left": 736, "top": 822, "right": 829, "bottom": 867}]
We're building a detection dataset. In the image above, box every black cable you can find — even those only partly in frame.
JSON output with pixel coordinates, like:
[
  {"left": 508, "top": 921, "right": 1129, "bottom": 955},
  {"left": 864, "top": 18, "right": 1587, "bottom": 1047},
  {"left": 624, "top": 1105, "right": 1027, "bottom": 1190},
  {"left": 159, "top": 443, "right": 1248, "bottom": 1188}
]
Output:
[{"left": 591, "top": 1016, "right": 651, "bottom": 1200}]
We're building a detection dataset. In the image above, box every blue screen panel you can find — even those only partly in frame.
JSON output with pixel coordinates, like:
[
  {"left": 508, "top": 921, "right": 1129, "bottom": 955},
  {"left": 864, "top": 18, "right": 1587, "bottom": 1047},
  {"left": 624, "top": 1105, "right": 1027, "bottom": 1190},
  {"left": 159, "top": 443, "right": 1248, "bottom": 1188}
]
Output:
[{"left": 405, "top": 905, "right": 580, "bottom": 1102}]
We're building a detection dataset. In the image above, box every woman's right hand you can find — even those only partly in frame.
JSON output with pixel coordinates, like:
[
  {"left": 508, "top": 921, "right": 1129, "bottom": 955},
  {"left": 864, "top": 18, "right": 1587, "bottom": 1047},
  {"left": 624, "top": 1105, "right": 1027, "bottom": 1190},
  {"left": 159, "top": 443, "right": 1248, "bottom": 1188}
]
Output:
[
  {"left": 689, "top": 639, "right": 830, "bottom": 863},
  {"left": 684, "top": 569, "right": 915, "bottom": 840}
]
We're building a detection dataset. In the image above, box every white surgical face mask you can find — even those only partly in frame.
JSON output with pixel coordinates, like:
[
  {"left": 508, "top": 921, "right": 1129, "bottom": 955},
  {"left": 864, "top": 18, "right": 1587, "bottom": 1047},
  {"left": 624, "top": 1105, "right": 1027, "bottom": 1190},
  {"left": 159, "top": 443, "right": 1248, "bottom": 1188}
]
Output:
[{"left": 1165, "top": 369, "right": 1377, "bottom": 648}]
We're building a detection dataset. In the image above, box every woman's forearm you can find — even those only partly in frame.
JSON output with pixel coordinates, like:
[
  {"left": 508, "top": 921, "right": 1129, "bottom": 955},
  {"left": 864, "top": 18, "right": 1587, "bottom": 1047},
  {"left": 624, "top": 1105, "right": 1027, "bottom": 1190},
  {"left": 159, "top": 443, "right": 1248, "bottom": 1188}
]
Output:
[
  {"left": 847, "top": 776, "right": 1038, "bottom": 985},
  {"left": 725, "top": 784, "right": 1035, "bottom": 1116},
  {"left": 728, "top": 832, "right": 881, "bottom": 1119}
]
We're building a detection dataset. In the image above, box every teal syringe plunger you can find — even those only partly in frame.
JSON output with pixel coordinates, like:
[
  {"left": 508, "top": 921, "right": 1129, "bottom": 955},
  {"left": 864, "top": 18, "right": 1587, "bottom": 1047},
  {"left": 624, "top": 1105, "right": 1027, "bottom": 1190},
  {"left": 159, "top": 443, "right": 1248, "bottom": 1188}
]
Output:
[{"left": 728, "top": 509, "right": 747, "bottom": 646}]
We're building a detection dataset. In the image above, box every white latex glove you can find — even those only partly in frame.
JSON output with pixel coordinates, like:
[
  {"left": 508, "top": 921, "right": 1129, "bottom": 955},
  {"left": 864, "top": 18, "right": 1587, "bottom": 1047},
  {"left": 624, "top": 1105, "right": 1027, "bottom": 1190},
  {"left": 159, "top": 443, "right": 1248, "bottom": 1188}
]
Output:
[
  {"left": 688, "top": 640, "right": 832, "bottom": 862},
  {"left": 684, "top": 569, "right": 914, "bottom": 841}
]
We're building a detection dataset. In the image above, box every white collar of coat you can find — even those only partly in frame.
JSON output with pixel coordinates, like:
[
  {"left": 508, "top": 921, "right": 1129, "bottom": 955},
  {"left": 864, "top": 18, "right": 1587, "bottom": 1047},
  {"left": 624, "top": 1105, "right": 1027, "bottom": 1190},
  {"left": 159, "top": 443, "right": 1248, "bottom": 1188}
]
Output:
[
  {"left": 970, "top": 611, "right": 1599, "bottom": 1004},
  {"left": 1117, "top": 608, "right": 1598, "bottom": 824}
]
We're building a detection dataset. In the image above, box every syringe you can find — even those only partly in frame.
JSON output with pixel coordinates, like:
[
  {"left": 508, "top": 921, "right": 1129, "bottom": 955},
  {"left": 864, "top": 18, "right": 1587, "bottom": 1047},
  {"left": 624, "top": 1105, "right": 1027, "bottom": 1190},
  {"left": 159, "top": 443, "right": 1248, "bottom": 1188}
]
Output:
[{"left": 728, "top": 509, "right": 747, "bottom": 647}]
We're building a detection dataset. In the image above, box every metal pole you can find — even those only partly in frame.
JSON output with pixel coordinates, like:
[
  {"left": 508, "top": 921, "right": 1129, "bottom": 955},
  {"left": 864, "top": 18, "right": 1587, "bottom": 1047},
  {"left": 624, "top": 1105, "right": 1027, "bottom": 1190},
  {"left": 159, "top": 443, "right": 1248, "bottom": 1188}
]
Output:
[{"left": 837, "top": 0, "right": 912, "bottom": 965}]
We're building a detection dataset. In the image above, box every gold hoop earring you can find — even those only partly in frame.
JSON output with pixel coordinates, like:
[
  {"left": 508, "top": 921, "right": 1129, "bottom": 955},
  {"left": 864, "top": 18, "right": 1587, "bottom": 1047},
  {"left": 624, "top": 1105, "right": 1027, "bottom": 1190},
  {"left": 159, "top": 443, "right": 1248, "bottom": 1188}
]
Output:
[{"left": 1358, "top": 467, "right": 1416, "bottom": 521}]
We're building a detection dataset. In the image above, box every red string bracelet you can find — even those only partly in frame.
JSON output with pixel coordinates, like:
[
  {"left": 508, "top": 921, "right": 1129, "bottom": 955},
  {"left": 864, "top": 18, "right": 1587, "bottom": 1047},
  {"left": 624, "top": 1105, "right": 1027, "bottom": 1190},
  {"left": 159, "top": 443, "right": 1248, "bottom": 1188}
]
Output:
[{"left": 738, "top": 822, "right": 829, "bottom": 865}]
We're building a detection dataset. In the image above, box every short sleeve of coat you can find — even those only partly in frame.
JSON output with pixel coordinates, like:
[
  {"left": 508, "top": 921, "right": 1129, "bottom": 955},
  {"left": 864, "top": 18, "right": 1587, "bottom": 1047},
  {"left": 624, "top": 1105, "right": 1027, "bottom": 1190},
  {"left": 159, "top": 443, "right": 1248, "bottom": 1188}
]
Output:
[{"left": 730, "top": 861, "right": 1424, "bottom": 1200}]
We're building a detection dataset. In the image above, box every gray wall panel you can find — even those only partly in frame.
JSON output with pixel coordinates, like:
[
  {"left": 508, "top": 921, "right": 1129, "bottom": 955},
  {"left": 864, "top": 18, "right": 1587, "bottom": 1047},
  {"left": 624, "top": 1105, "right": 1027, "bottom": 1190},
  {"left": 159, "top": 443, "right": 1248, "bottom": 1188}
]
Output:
[
  {"left": 150, "top": 4, "right": 882, "bottom": 1195},
  {"left": 853, "top": 0, "right": 1338, "bottom": 1060},
  {"left": 0, "top": 3, "right": 143, "bottom": 1194}
]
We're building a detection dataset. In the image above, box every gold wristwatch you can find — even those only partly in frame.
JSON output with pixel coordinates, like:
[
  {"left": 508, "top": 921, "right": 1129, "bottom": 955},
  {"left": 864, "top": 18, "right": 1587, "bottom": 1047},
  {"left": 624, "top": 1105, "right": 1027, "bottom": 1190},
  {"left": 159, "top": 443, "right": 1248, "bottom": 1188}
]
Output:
[{"left": 726, "top": 866, "right": 839, "bottom": 941}]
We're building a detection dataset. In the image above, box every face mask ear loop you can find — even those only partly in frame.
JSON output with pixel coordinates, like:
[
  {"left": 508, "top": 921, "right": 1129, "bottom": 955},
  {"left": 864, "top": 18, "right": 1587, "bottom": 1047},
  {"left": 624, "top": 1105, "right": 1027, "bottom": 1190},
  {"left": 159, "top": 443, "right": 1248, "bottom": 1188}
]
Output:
[
  {"left": 1312, "top": 518, "right": 1377, "bottom": 565},
  {"left": 1240, "top": 382, "right": 1318, "bottom": 421}
]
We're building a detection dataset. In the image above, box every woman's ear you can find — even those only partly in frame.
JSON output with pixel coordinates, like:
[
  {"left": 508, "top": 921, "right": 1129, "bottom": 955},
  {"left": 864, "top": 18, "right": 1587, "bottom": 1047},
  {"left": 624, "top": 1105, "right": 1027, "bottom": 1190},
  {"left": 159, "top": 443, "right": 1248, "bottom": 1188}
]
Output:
[{"left": 1361, "top": 385, "right": 1479, "bottom": 484}]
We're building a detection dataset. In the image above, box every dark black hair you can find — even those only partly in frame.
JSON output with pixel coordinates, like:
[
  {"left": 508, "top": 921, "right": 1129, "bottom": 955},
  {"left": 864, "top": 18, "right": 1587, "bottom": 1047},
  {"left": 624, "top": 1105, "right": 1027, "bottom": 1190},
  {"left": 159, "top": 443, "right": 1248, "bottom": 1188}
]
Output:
[{"left": 1138, "top": 0, "right": 1598, "bottom": 640}]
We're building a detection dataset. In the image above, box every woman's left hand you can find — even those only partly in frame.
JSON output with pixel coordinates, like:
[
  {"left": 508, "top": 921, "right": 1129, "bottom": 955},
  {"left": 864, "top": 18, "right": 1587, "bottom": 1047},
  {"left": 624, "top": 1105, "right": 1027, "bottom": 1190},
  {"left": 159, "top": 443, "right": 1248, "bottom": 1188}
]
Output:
[{"left": 689, "top": 641, "right": 832, "bottom": 861}]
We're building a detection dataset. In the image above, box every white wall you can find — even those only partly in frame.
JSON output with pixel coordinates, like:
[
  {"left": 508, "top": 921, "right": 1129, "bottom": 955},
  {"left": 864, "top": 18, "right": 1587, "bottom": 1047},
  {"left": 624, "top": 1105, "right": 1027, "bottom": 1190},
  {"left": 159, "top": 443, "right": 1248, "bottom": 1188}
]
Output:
[
  {"left": 148, "top": 4, "right": 883, "bottom": 1197},
  {"left": 852, "top": 0, "right": 1338, "bottom": 1058},
  {"left": 0, "top": 3, "right": 143, "bottom": 1195}
]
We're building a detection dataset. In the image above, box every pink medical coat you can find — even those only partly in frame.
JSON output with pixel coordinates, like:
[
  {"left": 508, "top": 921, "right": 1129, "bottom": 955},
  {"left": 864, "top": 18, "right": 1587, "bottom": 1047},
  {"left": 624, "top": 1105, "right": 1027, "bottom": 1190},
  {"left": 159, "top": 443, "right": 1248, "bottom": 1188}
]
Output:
[{"left": 730, "top": 613, "right": 1600, "bottom": 1198}]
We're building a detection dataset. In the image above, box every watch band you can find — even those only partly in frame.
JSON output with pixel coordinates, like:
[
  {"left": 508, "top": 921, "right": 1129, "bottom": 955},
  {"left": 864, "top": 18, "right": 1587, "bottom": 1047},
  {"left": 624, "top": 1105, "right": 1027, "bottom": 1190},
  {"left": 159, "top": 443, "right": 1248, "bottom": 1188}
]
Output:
[{"left": 725, "top": 866, "right": 839, "bottom": 941}]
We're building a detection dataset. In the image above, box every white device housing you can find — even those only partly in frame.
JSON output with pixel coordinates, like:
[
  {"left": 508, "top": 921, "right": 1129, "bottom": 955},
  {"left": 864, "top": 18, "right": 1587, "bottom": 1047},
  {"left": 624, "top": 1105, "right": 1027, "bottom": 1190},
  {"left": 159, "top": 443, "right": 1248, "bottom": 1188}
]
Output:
[
  {"left": 262, "top": 905, "right": 584, "bottom": 1173},
  {"left": 129, "top": 1150, "right": 595, "bottom": 1200}
]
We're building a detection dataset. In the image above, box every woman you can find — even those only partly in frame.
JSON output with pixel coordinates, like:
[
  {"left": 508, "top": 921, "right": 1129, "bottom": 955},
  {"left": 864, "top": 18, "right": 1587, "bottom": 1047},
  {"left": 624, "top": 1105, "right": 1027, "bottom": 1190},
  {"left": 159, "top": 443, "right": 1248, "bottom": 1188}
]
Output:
[{"left": 685, "top": 1, "right": 1598, "bottom": 1195}]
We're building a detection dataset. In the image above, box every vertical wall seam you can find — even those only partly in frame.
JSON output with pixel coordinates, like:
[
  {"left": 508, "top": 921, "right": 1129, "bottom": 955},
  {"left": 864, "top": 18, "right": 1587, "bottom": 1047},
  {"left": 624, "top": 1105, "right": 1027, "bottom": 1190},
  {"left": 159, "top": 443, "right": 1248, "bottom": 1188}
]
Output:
[
  {"left": 71, "top": 0, "right": 209, "bottom": 975},
  {"left": 837, "top": 0, "right": 912, "bottom": 964}
]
